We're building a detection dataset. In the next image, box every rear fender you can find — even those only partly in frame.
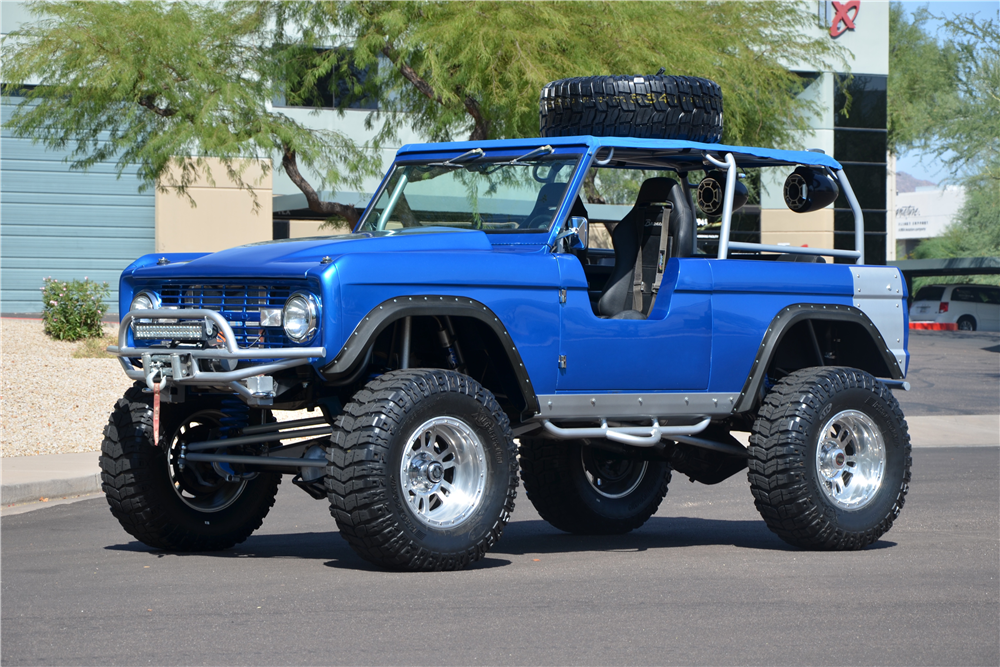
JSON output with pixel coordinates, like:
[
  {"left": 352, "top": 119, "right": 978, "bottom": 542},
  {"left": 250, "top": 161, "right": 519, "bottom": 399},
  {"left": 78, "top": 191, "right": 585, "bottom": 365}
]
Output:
[{"left": 734, "top": 304, "right": 905, "bottom": 413}]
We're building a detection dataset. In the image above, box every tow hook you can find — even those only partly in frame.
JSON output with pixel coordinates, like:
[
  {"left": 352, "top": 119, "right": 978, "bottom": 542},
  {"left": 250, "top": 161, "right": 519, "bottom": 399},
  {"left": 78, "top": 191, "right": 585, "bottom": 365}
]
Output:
[
  {"left": 144, "top": 363, "right": 168, "bottom": 447},
  {"left": 143, "top": 362, "right": 168, "bottom": 393}
]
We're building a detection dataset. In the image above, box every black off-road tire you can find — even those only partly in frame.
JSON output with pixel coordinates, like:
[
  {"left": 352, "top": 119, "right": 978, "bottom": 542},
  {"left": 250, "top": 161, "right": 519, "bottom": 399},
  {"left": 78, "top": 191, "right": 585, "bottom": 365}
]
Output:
[
  {"left": 100, "top": 384, "right": 280, "bottom": 551},
  {"left": 519, "top": 438, "right": 670, "bottom": 534},
  {"left": 747, "top": 367, "right": 911, "bottom": 550},
  {"left": 540, "top": 74, "right": 723, "bottom": 143},
  {"left": 326, "top": 369, "right": 518, "bottom": 571}
]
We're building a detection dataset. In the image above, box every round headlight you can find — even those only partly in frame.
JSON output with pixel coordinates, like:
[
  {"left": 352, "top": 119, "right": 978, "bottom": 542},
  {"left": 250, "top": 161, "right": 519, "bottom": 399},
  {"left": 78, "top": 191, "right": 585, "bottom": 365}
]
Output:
[
  {"left": 283, "top": 292, "right": 318, "bottom": 343},
  {"left": 131, "top": 291, "right": 160, "bottom": 312}
]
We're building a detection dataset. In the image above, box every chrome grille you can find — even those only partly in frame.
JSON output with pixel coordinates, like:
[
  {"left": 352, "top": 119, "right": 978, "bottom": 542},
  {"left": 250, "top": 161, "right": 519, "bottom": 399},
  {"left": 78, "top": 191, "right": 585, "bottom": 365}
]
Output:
[{"left": 158, "top": 283, "right": 299, "bottom": 349}]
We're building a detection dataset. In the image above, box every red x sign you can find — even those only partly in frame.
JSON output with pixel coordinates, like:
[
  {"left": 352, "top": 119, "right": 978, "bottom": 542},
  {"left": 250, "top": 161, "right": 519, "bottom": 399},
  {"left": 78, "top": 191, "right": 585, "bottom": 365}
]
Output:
[{"left": 830, "top": 0, "right": 860, "bottom": 38}]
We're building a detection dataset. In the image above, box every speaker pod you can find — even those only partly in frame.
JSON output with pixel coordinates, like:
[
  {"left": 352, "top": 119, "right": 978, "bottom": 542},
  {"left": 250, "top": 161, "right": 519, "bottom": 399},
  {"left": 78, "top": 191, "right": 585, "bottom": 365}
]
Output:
[
  {"left": 696, "top": 171, "right": 748, "bottom": 216},
  {"left": 783, "top": 167, "right": 839, "bottom": 213}
]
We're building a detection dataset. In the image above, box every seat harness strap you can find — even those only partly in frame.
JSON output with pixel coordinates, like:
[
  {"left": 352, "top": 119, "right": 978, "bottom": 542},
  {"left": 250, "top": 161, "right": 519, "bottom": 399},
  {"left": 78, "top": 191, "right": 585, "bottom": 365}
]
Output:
[
  {"left": 631, "top": 219, "right": 644, "bottom": 311},
  {"left": 648, "top": 204, "right": 674, "bottom": 313}
]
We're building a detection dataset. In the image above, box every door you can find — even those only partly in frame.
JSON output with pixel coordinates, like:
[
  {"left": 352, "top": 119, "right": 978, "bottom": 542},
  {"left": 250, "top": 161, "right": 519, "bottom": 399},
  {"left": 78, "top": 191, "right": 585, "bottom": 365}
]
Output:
[
  {"left": 555, "top": 256, "right": 712, "bottom": 392},
  {"left": 975, "top": 286, "right": 1000, "bottom": 331}
]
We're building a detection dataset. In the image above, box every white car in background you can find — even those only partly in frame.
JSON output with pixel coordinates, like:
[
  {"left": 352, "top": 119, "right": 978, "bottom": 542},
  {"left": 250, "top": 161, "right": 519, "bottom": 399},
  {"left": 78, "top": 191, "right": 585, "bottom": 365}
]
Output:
[{"left": 909, "top": 284, "right": 1000, "bottom": 331}]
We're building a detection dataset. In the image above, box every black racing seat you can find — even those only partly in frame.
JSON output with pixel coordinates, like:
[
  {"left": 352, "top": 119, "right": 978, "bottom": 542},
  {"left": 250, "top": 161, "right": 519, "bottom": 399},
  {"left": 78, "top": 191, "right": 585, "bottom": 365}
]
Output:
[{"left": 597, "top": 177, "right": 696, "bottom": 319}]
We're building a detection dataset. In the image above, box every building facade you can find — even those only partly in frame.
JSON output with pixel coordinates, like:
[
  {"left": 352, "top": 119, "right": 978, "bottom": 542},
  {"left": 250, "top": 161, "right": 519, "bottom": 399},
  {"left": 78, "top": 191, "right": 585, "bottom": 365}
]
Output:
[{"left": 759, "top": 1, "right": 890, "bottom": 265}]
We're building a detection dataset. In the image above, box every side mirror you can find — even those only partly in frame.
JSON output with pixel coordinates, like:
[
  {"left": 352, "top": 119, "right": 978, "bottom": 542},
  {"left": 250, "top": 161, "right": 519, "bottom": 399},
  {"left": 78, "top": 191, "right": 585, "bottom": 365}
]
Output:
[
  {"left": 551, "top": 216, "right": 588, "bottom": 253},
  {"left": 569, "top": 216, "right": 589, "bottom": 250},
  {"left": 783, "top": 167, "right": 839, "bottom": 213},
  {"left": 697, "top": 171, "right": 748, "bottom": 216}
]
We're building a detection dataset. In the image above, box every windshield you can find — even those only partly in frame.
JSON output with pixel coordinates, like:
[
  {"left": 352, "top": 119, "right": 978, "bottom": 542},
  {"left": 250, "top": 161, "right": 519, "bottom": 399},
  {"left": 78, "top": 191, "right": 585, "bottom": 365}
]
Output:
[{"left": 357, "top": 156, "right": 581, "bottom": 233}]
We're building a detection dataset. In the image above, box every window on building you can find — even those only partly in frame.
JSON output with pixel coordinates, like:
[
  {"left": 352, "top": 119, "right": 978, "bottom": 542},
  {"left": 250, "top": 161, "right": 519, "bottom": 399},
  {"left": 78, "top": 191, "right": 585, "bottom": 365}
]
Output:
[
  {"left": 277, "top": 48, "right": 378, "bottom": 110},
  {"left": 833, "top": 73, "right": 888, "bottom": 264}
]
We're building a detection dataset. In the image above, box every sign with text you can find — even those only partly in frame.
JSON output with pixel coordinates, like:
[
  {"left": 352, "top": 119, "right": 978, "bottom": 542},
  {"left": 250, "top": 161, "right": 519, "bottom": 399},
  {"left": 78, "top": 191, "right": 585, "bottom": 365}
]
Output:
[{"left": 895, "top": 188, "right": 966, "bottom": 240}]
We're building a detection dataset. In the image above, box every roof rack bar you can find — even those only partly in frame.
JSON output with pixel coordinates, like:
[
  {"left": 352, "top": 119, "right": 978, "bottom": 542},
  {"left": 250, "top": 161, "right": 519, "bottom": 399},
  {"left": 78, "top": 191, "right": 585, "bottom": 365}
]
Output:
[{"left": 836, "top": 168, "right": 865, "bottom": 265}]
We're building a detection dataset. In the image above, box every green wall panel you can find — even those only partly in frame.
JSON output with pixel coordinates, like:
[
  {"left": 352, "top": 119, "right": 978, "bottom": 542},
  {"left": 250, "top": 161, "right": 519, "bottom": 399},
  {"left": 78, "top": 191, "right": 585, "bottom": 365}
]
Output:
[{"left": 1, "top": 97, "right": 155, "bottom": 314}]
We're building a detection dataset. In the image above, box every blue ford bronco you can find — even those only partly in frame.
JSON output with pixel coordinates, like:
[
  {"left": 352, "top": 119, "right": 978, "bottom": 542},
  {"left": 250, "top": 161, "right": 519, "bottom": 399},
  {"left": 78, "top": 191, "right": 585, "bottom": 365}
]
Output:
[{"left": 103, "top": 78, "right": 912, "bottom": 570}]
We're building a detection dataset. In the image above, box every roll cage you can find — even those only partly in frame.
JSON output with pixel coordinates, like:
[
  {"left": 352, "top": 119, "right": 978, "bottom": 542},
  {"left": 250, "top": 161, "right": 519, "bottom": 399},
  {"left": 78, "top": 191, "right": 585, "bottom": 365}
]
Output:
[{"left": 365, "top": 136, "right": 866, "bottom": 264}]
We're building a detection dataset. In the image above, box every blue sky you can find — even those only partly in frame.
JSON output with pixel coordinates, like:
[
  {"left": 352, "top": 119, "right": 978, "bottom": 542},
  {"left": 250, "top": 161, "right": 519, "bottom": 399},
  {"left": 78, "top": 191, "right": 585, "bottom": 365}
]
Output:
[{"left": 894, "top": 1, "right": 997, "bottom": 183}]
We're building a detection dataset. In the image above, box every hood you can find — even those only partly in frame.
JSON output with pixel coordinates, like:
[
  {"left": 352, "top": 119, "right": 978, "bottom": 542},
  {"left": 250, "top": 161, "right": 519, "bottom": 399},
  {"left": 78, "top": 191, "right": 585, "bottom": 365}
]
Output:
[{"left": 129, "top": 228, "right": 494, "bottom": 280}]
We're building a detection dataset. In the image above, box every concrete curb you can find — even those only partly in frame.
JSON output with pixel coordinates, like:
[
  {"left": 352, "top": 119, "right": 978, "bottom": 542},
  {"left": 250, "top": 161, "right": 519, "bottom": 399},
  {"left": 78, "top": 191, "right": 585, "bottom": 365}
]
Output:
[
  {"left": 1, "top": 451, "right": 102, "bottom": 507},
  {"left": 905, "top": 414, "right": 999, "bottom": 448},
  {"left": 707, "top": 415, "right": 999, "bottom": 449},
  {"left": 1, "top": 474, "right": 101, "bottom": 506}
]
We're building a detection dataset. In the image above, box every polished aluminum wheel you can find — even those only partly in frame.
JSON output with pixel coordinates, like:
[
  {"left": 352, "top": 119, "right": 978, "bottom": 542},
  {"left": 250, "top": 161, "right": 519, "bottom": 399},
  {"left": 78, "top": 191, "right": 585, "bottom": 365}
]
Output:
[
  {"left": 581, "top": 447, "right": 649, "bottom": 499},
  {"left": 400, "top": 417, "right": 487, "bottom": 528},
  {"left": 815, "top": 409, "right": 886, "bottom": 510},
  {"left": 167, "top": 412, "right": 247, "bottom": 513}
]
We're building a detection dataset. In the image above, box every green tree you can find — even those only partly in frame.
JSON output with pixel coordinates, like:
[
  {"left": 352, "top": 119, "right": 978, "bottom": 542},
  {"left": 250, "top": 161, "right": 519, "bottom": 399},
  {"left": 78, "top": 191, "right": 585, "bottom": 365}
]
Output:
[
  {"left": 888, "top": 5, "right": 999, "bottom": 178},
  {"left": 4, "top": 1, "right": 844, "bottom": 226},
  {"left": 324, "top": 1, "right": 844, "bottom": 148},
  {"left": 1, "top": 1, "right": 380, "bottom": 223},
  {"left": 895, "top": 8, "right": 1000, "bottom": 273},
  {"left": 887, "top": 3, "right": 959, "bottom": 156},
  {"left": 927, "top": 11, "right": 1000, "bottom": 184},
  {"left": 912, "top": 180, "right": 1000, "bottom": 287}
]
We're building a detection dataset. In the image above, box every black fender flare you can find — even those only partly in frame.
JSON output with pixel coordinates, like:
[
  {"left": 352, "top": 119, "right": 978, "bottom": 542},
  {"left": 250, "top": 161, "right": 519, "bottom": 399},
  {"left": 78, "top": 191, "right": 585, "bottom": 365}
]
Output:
[
  {"left": 734, "top": 303, "right": 905, "bottom": 413},
  {"left": 321, "top": 295, "right": 539, "bottom": 415}
]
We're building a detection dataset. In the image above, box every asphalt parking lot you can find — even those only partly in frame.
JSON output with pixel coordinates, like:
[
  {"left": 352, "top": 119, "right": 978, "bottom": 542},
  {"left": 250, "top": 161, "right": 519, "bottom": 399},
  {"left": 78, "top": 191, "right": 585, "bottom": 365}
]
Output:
[
  {"left": 897, "top": 330, "right": 1000, "bottom": 415},
  {"left": 2, "top": 331, "right": 997, "bottom": 666},
  {"left": 2, "top": 447, "right": 997, "bottom": 666}
]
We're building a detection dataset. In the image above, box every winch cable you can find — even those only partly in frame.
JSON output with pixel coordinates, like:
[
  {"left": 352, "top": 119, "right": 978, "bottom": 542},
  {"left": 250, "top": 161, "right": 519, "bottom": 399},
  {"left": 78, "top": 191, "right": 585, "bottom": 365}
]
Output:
[{"left": 152, "top": 382, "right": 161, "bottom": 448}]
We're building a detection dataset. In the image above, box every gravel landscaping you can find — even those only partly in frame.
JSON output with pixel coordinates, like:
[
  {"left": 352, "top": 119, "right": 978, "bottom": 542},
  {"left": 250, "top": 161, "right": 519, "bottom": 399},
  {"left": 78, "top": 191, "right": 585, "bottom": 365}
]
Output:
[
  {"left": 1, "top": 318, "right": 311, "bottom": 458},
  {"left": 2, "top": 318, "right": 133, "bottom": 457}
]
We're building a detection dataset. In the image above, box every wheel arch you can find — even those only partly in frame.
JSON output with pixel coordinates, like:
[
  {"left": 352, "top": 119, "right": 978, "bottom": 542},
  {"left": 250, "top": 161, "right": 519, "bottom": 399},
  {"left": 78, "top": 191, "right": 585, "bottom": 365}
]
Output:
[
  {"left": 735, "top": 304, "right": 905, "bottom": 413},
  {"left": 320, "top": 296, "right": 539, "bottom": 420}
]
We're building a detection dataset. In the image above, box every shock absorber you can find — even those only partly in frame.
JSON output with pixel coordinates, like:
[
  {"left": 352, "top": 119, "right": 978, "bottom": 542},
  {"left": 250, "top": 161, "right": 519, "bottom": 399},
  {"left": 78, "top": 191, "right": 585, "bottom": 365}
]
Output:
[
  {"left": 215, "top": 396, "right": 253, "bottom": 482},
  {"left": 435, "top": 316, "right": 466, "bottom": 373},
  {"left": 219, "top": 395, "right": 250, "bottom": 437}
]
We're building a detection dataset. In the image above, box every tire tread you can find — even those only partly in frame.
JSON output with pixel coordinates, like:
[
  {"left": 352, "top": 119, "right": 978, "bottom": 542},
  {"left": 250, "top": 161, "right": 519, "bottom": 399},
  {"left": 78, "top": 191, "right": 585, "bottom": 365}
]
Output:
[
  {"left": 540, "top": 75, "right": 723, "bottom": 142},
  {"left": 100, "top": 384, "right": 279, "bottom": 552},
  {"left": 519, "top": 438, "right": 670, "bottom": 534},
  {"left": 326, "top": 369, "right": 518, "bottom": 571},
  {"left": 747, "top": 367, "right": 912, "bottom": 550}
]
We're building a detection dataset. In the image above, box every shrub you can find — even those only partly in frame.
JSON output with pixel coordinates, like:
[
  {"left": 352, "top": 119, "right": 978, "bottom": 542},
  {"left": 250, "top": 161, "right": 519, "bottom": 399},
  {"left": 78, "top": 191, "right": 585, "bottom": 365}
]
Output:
[{"left": 40, "top": 276, "right": 110, "bottom": 341}]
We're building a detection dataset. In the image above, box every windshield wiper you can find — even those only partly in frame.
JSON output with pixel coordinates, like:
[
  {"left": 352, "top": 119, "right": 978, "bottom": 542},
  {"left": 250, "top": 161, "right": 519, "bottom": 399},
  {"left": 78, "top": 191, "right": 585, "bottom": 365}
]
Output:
[
  {"left": 507, "top": 145, "right": 554, "bottom": 165},
  {"left": 428, "top": 148, "right": 485, "bottom": 168},
  {"left": 477, "top": 145, "right": 557, "bottom": 176}
]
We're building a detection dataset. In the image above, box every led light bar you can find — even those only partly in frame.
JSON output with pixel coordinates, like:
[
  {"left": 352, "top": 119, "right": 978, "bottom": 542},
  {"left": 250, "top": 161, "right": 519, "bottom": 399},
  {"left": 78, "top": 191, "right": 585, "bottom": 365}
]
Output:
[{"left": 133, "top": 323, "right": 207, "bottom": 341}]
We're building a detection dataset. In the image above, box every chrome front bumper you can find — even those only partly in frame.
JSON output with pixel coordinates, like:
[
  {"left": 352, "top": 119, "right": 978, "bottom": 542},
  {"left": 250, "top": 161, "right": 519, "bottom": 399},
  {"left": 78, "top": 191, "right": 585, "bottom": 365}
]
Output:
[{"left": 109, "top": 309, "right": 326, "bottom": 402}]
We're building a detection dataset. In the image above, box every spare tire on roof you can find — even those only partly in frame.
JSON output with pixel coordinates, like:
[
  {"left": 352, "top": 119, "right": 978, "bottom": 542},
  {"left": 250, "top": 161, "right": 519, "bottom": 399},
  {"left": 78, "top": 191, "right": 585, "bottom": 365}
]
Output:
[{"left": 539, "top": 74, "right": 723, "bottom": 143}]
